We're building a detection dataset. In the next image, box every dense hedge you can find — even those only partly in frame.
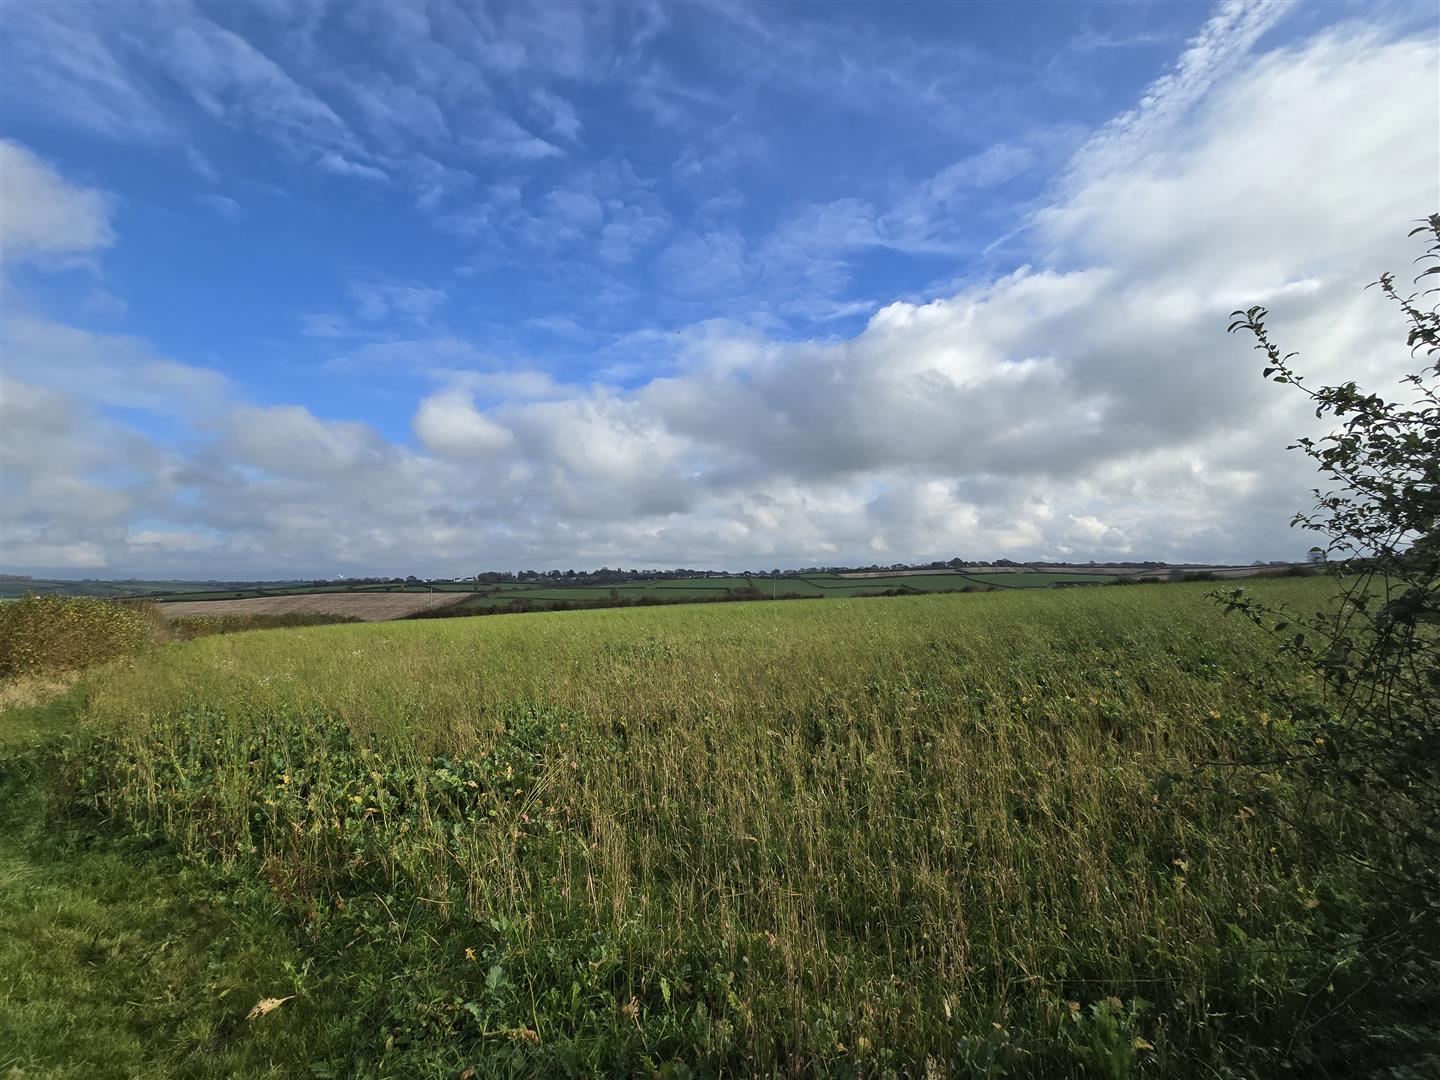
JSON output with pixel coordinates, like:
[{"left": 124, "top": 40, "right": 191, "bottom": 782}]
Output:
[
  {"left": 168, "top": 612, "right": 360, "bottom": 640},
  {"left": 0, "top": 594, "right": 152, "bottom": 679}
]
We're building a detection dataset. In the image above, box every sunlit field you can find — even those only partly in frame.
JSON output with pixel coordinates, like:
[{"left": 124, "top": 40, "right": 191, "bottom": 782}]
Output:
[{"left": 2, "top": 578, "right": 1406, "bottom": 1077}]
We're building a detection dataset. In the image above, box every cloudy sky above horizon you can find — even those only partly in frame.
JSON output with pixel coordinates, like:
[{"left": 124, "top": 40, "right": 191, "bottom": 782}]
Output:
[{"left": 1, "top": 0, "right": 1437, "bottom": 578}]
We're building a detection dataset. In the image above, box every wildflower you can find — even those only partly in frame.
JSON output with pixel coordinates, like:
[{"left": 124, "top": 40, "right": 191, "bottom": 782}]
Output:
[{"left": 465, "top": 947, "right": 476, "bottom": 962}]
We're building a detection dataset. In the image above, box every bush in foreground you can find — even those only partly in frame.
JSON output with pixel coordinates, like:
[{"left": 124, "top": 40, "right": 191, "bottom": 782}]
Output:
[
  {"left": 168, "top": 612, "right": 361, "bottom": 640},
  {"left": 1224, "top": 214, "right": 1439, "bottom": 897},
  {"left": 0, "top": 594, "right": 152, "bottom": 679}
]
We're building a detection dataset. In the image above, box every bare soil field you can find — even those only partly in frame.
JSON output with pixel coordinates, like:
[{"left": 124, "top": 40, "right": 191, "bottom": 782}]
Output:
[{"left": 154, "top": 592, "right": 467, "bottom": 622}]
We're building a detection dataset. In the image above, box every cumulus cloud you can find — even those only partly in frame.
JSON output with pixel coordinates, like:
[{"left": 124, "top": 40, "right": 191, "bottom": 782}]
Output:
[
  {"left": 1, "top": 375, "right": 154, "bottom": 569},
  {"left": 0, "top": 140, "right": 113, "bottom": 264},
  {"left": 413, "top": 389, "right": 515, "bottom": 458},
  {"left": 1, "top": 315, "right": 231, "bottom": 418}
]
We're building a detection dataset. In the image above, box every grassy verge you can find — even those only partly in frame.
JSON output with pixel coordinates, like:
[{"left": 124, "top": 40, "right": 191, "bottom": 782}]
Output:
[{"left": 0, "top": 698, "right": 319, "bottom": 1078}]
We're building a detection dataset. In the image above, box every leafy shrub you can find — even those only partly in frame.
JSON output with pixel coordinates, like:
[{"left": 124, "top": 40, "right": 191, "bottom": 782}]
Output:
[
  {"left": 1223, "top": 214, "right": 1440, "bottom": 898},
  {"left": 0, "top": 594, "right": 152, "bottom": 679}
]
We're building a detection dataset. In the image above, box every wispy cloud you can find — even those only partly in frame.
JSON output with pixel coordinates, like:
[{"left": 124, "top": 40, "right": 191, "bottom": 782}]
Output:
[{"left": 196, "top": 193, "right": 243, "bottom": 221}]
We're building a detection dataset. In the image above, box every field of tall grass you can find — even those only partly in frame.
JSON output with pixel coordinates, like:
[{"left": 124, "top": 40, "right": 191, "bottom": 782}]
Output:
[{"left": 3, "top": 579, "right": 1427, "bottom": 1076}]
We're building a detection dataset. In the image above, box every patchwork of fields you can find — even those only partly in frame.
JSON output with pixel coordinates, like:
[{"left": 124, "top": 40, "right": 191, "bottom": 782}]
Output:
[
  {"left": 140, "top": 569, "right": 1134, "bottom": 619},
  {"left": 154, "top": 591, "right": 468, "bottom": 622}
]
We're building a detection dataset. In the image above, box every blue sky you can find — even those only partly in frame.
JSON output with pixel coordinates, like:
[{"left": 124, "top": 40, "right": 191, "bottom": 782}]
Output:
[{"left": 2, "top": 1, "right": 1437, "bottom": 577}]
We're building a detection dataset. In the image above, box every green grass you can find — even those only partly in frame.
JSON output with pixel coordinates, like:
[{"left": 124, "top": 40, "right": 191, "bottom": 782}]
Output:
[
  {"left": 0, "top": 580, "right": 217, "bottom": 601},
  {"left": 3, "top": 579, "right": 1429, "bottom": 1076},
  {"left": 0, "top": 694, "right": 327, "bottom": 1079}
]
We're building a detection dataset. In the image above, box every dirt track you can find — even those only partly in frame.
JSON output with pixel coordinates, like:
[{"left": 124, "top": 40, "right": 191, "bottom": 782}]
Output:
[{"left": 155, "top": 592, "right": 468, "bottom": 622}]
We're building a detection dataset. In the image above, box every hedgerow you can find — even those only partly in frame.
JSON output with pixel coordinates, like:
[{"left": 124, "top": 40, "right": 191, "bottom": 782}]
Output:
[{"left": 0, "top": 594, "right": 152, "bottom": 679}]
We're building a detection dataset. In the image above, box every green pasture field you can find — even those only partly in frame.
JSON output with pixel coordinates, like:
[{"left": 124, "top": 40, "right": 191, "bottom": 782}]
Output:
[{"left": 2, "top": 577, "right": 1425, "bottom": 1075}]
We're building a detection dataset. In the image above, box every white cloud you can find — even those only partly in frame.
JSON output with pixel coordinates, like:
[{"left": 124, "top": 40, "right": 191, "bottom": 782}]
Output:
[
  {"left": 467, "top": 114, "right": 563, "bottom": 161},
  {"left": 221, "top": 405, "right": 402, "bottom": 481},
  {"left": 347, "top": 279, "right": 448, "bottom": 324},
  {"left": 127, "top": 529, "right": 218, "bottom": 554},
  {"left": 1, "top": 4, "right": 387, "bottom": 182},
  {"left": 335, "top": 71, "right": 451, "bottom": 147},
  {"left": 0, "top": 140, "right": 113, "bottom": 264},
  {"left": 413, "top": 389, "right": 516, "bottom": 458},
  {"left": 531, "top": 88, "right": 581, "bottom": 141},
  {"left": 196, "top": 193, "right": 243, "bottom": 220},
  {"left": 315, "top": 152, "right": 388, "bottom": 181},
  {"left": 0, "top": 3, "right": 176, "bottom": 143},
  {"left": 1, "top": 316, "right": 232, "bottom": 418}
]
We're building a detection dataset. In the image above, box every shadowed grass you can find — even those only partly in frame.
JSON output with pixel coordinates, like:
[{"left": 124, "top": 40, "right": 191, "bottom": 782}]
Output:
[{"left": 0, "top": 737, "right": 349, "bottom": 1079}]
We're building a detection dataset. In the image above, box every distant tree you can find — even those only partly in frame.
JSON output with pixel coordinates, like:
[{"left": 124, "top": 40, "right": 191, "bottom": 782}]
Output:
[{"left": 1219, "top": 214, "right": 1439, "bottom": 901}]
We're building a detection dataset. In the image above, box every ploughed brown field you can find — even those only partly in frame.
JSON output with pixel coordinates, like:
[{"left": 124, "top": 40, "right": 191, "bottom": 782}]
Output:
[{"left": 154, "top": 592, "right": 467, "bottom": 622}]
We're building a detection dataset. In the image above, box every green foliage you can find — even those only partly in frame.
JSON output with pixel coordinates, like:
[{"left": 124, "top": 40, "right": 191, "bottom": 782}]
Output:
[
  {"left": 168, "top": 612, "right": 361, "bottom": 640},
  {"left": 1223, "top": 214, "right": 1440, "bottom": 900},
  {"left": 8, "top": 580, "right": 1425, "bottom": 1075},
  {"left": 0, "top": 594, "right": 153, "bottom": 679},
  {"left": 0, "top": 736, "right": 356, "bottom": 1078}
]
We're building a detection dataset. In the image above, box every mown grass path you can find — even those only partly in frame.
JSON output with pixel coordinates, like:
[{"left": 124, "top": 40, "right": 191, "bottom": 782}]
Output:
[{"left": 0, "top": 694, "right": 308, "bottom": 1078}]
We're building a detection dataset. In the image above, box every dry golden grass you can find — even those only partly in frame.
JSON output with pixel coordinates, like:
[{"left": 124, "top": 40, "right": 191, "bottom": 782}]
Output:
[
  {"left": 154, "top": 592, "right": 467, "bottom": 622},
  {"left": 0, "top": 672, "right": 75, "bottom": 712}
]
